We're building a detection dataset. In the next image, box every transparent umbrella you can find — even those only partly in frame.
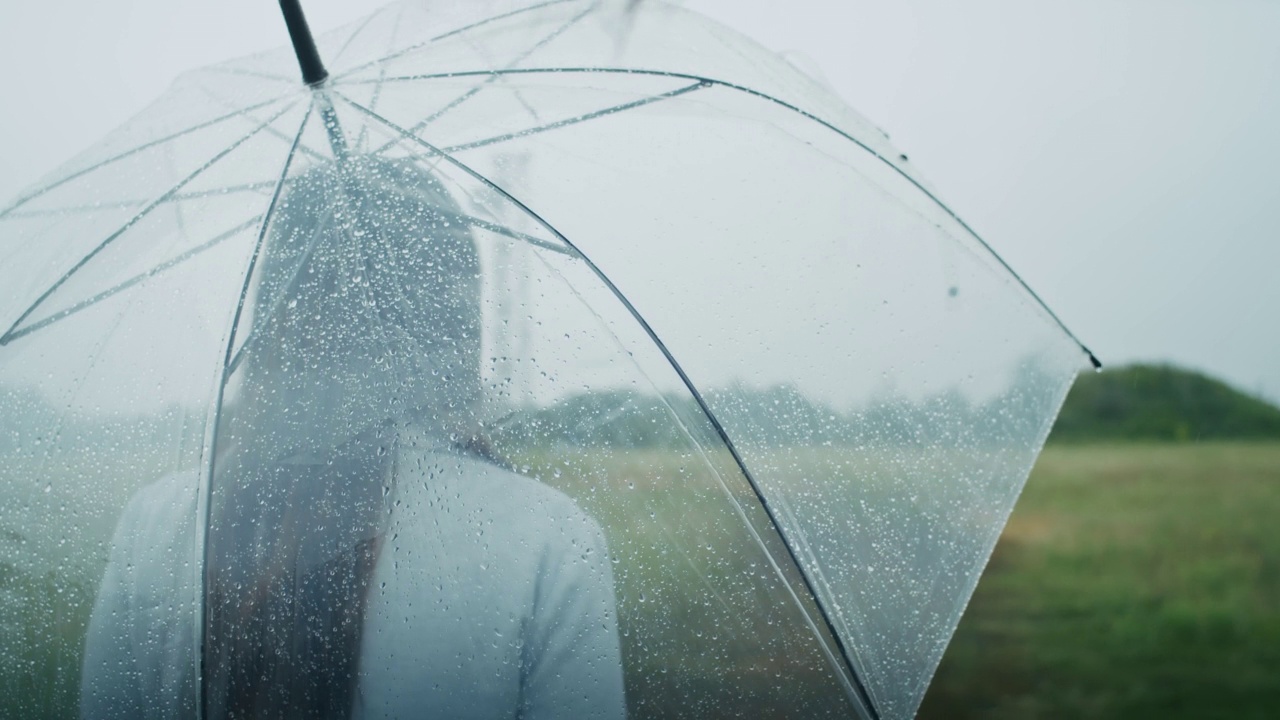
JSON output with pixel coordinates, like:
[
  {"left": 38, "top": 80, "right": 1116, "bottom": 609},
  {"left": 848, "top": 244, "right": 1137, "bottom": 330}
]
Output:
[{"left": 0, "top": 1, "right": 1096, "bottom": 719}]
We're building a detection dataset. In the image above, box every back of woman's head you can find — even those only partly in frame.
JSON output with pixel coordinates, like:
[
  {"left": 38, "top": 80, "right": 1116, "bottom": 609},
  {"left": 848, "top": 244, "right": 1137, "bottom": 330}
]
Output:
[
  {"left": 204, "top": 156, "right": 482, "bottom": 719},
  {"left": 227, "top": 156, "right": 483, "bottom": 457}
]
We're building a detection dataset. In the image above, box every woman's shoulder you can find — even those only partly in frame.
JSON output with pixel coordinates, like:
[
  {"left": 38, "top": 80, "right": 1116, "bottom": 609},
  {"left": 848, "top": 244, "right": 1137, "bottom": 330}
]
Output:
[
  {"left": 111, "top": 469, "right": 200, "bottom": 549},
  {"left": 394, "top": 448, "right": 605, "bottom": 545}
]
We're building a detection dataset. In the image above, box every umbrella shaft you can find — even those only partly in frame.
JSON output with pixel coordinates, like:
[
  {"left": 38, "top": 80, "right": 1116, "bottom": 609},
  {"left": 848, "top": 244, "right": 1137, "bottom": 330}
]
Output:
[
  {"left": 280, "top": 0, "right": 329, "bottom": 86},
  {"left": 317, "top": 93, "right": 350, "bottom": 159}
]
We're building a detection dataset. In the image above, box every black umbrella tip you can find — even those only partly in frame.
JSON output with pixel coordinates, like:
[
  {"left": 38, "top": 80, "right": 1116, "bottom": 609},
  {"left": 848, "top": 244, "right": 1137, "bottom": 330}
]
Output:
[
  {"left": 280, "top": 0, "right": 329, "bottom": 86},
  {"left": 1086, "top": 349, "right": 1103, "bottom": 371}
]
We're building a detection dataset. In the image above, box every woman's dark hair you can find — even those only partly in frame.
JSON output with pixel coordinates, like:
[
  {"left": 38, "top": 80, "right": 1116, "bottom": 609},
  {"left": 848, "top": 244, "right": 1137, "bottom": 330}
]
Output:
[{"left": 203, "top": 157, "right": 482, "bottom": 719}]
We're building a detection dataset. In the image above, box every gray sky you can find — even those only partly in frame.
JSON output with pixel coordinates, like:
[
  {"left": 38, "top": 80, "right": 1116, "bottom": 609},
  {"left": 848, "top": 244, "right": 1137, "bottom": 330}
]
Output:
[{"left": 2, "top": 0, "right": 1278, "bottom": 403}]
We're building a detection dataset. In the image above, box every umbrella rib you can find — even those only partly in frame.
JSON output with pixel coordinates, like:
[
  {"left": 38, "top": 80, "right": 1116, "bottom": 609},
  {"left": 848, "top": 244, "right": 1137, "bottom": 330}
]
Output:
[
  {"left": 364, "top": 4, "right": 594, "bottom": 158},
  {"left": 222, "top": 207, "right": 337, "bottom": 376},
  {"left": 224, "top": 207, "right": 336, "bottom": 378},
  {"left": 441, "top": 80, "right": 709, "bottom": 153},
  {"left": 195, "top": 102, "right": 314, "bottom": 719},
  {"left": 349, "top": 65, "right": 1100, "bottom": 367},
  {"left": 216, "top": 100, "right": 316, "bottom": 382},
  {"left": 0, "top": 216, "right": 262, "bottom": 344},
  {"left": 327, "top": 3, "right": 395, "bottom": 67},
  {"left": 413, "top": 6, "right": 592, "bottom": 130},
  {"left": 169, "top": 180, "right": 287, "bottom": 202},
  {"left": 363, "top": 176, "right": 572, "bottom": 256},
  {"left": 0, "top": 101, "right": 300, "bottom": 347},
  {"left": 331, "top": 0, "right": 577, "bottom": 81},
  {"left": 194, "top": 85, "right": 330, "bottom": 164},
  {"left": 454, "top": 30, "right": 539, "bottom": 121},
  {"left": 338, "top": 92, "right": 882, "bottom": 720},
  {"left": 354, "top": 4, "right": 408, "bottom": 153},
  {"left": 444, "top": 210, "right": 571, "bottom": 255},
  {"left": 197, "top": 65, "right": 298, "bottom": 85},
  {"left": 4, "top": 200, "right": 149, "bottom": 219},
  {"left": 429, "top": 0, "right": 581, "bottom": 44},
  {"left": 3, "top": 180, "right": 290, "bottom": 219},
  {"left": 0, "top": 96, "right": 290, "bottom": 219}
]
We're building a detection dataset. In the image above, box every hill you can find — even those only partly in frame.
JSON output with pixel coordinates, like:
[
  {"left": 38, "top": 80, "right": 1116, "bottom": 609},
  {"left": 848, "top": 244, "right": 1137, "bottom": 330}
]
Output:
[{"left": 1048, "top": 363, "right": 1280, "bottom": 443}]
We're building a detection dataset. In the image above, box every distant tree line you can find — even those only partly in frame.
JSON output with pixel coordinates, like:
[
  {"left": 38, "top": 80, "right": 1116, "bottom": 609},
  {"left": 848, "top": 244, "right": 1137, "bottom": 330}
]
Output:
[
  {"left": 491, "top": 363, "right": 1280, "bottom": 449},
  {"left": 489, "top": 360, "right": 1066, "bottom": 450},
  {"left": 4, "top": 363, "right": 1276, "bottom": 455},
  {"left": 1048, "top": 363, "right": 1280, "bottom": 443},
  {"left": 0, "top": 383, "right": 199, "bottom": 458}
]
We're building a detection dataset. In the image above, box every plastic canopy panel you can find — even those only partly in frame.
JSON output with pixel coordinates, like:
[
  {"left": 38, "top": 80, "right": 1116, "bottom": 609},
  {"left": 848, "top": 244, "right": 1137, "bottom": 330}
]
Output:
[
  {"left": 440, "top": 78, "right": 1087, "bottom": 719},
  {"left": 0, "top": 2, "right": 1091, "bottom": 719}
]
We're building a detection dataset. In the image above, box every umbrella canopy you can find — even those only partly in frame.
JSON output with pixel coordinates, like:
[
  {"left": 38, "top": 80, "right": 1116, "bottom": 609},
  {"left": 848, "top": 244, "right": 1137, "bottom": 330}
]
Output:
[{"left": 0, "top": 1, "right": 1094, "bottom": 718}]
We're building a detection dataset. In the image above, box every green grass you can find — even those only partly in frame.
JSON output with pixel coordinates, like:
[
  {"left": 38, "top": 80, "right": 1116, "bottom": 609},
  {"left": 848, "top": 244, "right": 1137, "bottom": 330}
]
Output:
[
  {"left": 6, "top": 443, "right": 1278, "bottom": 719},
  {"left": 918, "top": 443, "right": 1280, "bottom": 720}
]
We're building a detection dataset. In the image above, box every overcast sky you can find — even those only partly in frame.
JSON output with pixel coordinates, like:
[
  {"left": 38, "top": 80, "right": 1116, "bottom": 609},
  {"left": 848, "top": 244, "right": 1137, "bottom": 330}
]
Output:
[{"left": 2, "top": 0, "right": 1277, "bottom": 403}]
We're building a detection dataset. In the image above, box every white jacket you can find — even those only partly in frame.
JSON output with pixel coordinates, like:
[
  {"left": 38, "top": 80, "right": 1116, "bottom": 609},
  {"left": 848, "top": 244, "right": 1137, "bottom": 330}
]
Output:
[{"left": 80, "top": 445, "right": 626, "bottom": 719}]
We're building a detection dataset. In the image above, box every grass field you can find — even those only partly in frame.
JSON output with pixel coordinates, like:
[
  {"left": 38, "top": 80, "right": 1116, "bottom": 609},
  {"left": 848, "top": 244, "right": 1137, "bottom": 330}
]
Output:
[
  {"left": 3, "top": 442, "right": 1276, "bottom": 718},
  {"left": 918, "top": 442, "right": 1280, "bottom": 720}
]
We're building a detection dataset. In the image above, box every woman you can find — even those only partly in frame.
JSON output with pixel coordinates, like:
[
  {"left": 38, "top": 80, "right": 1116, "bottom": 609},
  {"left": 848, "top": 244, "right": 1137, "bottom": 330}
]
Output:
[{"left": 80, "top": 157, "right": 626, "bottom": 719}]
